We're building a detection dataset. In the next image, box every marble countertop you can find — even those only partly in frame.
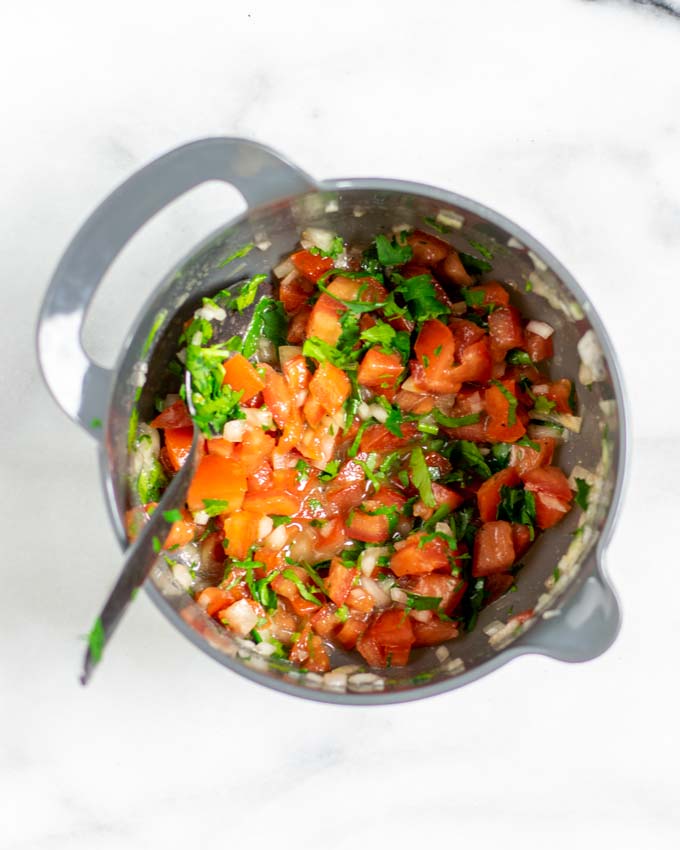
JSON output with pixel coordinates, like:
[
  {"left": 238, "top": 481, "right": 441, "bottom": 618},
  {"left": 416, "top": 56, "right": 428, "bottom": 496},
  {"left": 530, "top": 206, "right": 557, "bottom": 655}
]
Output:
[{"left": 3, "top": 0, "right": 680, "bottom": 847}]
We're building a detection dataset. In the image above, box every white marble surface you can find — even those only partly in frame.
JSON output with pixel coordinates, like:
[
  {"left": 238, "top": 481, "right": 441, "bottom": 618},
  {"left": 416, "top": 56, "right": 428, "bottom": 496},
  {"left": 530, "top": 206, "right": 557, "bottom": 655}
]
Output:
[{"left": 2, "top": 0, "right": 680, "bottom": 847}]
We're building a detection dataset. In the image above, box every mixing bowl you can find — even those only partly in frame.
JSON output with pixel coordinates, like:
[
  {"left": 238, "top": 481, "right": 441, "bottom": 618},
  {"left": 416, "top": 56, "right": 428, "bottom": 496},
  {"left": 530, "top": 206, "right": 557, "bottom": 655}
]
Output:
[{"left": 37, "top": 137, "right": 627, "bottom": 703}]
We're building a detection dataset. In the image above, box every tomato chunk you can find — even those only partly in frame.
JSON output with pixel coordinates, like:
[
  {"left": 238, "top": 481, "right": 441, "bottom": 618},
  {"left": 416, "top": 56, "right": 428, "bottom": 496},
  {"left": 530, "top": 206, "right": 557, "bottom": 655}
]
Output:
[
  {"left": 390, "top": 533, "right": 454, "bottom": 577},
  {"left": 309, "top": 361, "right": 351, "bottom": 414},
  {"left": 485, "top": 379, "right": 526, "bottom": 443},
  {"left": 412, "top": 619, "right": 460, "bottom": 646},
  {"left": 290, "top": 249, "right": 334, "bottom": 282},
  {"left": 488, "top": 306, "right": 524, "bottom": 363},
  {"left": 222, "top": 353, "right": 265, "bottom": 402},
  {"left": 187, "top": 456, "right": 247, "bottom": 514},
  {"left": 357, "top": 610, "right": 415, "bottom": 668},
  {"left": 326, "top": 557, "right": 358, "bottom": 606},
  {"left": 473, "top": 521, "right": 515, "bottom": 576},
  {"left": 477, "top": 467, "right": 521, "bottom": 523},
  {"left": 150, "top": 400, "right": 192, "bottom": 429},
  {"left": 222, "top": 509, "right": 263, "bottom": 560},
  {"left": 358, "top": 347, "right": 404, "bottom": 392},
  {"left": 164, "top": 426, "right": 194, "bottom": 471}
]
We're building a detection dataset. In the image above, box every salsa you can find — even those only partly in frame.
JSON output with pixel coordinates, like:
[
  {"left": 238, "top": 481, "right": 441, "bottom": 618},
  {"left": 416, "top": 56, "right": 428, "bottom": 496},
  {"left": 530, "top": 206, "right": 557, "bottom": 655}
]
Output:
[{"left": 128, "top": 227, "right": 578, "bottom": 673}]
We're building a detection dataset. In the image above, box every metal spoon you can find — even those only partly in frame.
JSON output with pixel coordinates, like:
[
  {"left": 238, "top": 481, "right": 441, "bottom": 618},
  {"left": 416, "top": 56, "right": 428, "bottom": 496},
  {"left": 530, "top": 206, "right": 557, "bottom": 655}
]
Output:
[{"left": 80, "top": 371, "right": 200, "bottom": 684}]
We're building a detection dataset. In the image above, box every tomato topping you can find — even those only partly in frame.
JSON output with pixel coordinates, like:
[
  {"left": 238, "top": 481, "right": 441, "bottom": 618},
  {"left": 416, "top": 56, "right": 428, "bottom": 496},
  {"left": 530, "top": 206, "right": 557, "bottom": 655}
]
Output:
[
  {"left": 309, "top": 361, "right": 351, "bottom": 414},
  {"left": 222, "top": 353, "right": 265, "bottom": 402},
  {"left": 390, "top": 533, "right": 455, "bottom": 577},
  {"left": 358, "top": 347, "right": 404, "bottom": 392},
  {"left": 473, "top": 521, "right": 516, "bottom": 576},
  {"left": 488, "top": 306, "right": 524, "bottom": 363},
  {"left": 525, "top": 330, "right": 553, "bottom": 362},
  {"left": 222, "top": 510, "right": 263, "bottom": 560},
  {"left": 290, "top": 249, "right": 334, "bottom": 282},
  {"left": 477, "top": 467, "right": 521, "bottom": 522},
  {"left": 357, "top": 610, "right": 415, "bottom": 668},
  {"left": 412, "top": 619, "right": 460, "bottom": 647},
  {"left": 164, "top": 426, "right": 195, "bottom": 471},
  {"left": 187, "top": 456, "right": 247, "bottom": 514},
  {"left": 150, "top": 400, "right": 192, "bottom": 429},
  {"left": 485, "top": 379, "right": 526, "bottom": 442},
  {"left": 279, "top": 271, "right": 314, "bottom": 314}
]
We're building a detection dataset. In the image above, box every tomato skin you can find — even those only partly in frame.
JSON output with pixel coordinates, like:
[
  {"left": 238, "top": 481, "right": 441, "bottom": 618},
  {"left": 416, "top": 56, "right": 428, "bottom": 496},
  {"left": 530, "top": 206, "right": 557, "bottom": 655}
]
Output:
[
  {"left": 309, "top": 361, "right": 351, "bottom": 414},
  {"left": 233, "top": 427, "right": 276, "bottom": 475},
  {"left": 485, "top": 379, "right": 526, "bottom": 443},
  {"left": 222, "top": 510, "right": 263, "bottom": 560},
  {"left": 359, "top": 422, "right": 421, "bottom": 453},
  {"left": 222, "top": 353, "right": 265, "bottom": 402},
  {"left": 336, "top": 615, "right": 369, "bottom": 650},
  {"left": 525, "top": 330, "right": 553, "bottom": 362},
  {"left": 306, "top": 293, "right": 344, "bottom": 345},
  {"left": 326, "top": 557, "right": 358, "bottom": 606},
  {"left": 357, "top": 610, "right": 415, "bottom": 668},
  {"left": 407, "top": 229, "right": 450, "bottom": 266},
  {"left": 279, "top": 271, "right": 314, "bottom": 314},
  {"left": 509, "top": 437, "right": 555, "bottom": 476},
  {"left": 473, "top": 521, "right": 516, "bottom": 576},
  {"left": 533, "top": 492, "right": 572, "bottom": 529},
  {"left": 164, "top": 426, "right": 195, "bottom": 471},
  {"left": 287, "top": 306, "right": 311, "bottom": 344},
  {"left": 511, "top": 523, "right": 532, "bottom": 558},
  {"left": 438, "top": 249, "right": 474, "bottom": 287},
  {"left": 449, "top": 338, "right": 493, "bottom": 385},
  {"left": 488, "top": 306, "right": 524, "bottom": 363},
  {"left": 325, "top": 460, "right": 368, "bottom": 516},
  {"left": 412, "top": 619, "right": 460, "bottom": 647},
  {"left": 261, "top": 365, "right": 294, "bottom": 429},
  {"left": 164, "top": 510, "right": 196, "bottom": 549},
  {"left": 390, "top": 533, "right": 453, "bottom": 577},
  {"left": 197, "top": 585, "right": 246, "bottom": 617},
  {"left": 484, "top": 572, "right": 515, "bottom": 604},
  {"left": 477, "top": 467, "right": 521, "bottom": 522},
  {"left": 290, "top": 249, "right": 334, "bottom": 282},
  {"left": 358, "top": 347, "right": 404, "bottom": 392},
  {"left": 521, "top": 466, "right": 573, "bottom": 502},
  {"left": 313, "top": 517, "right": 347, "bottom": 560},
  {"left": 311, "top": 603, "right": 342, "bottom": 638},
  {"left": 409, "top": 574, "right": 467, "bottom": 616},
  {"left": 187, "top": 456, "right": 247, "bottom": 514},
  {"left": 346, "top": 509, "right": 390, "bottom": 543},
  {"left": 546, "top": 379, "right": 574, "bottom": 414},
  {"left": 150, "top": 400, "right": 192, "bottom": 429}
]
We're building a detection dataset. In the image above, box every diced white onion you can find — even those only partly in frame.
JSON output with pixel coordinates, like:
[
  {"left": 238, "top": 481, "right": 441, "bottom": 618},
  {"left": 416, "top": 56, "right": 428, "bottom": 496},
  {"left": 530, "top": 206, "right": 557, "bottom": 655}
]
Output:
[
  {"left": 435, "top": 645, "right": 450, "bottom": 662},
  {"left": 527, "top": 423, "right": 567, "bottom": 443},
  {"left": 538, "top": 493, "right": 571, "bottom": 514},
  {"left": 271, "top": 451, "right": 297, "bottom": 469},
  {"left": 578, "top": 329, "right": 606, "bottom": 384},
  {"left": 435, "top": 522, "right": 453, "bottom": 536},
  {"left": 258, "top": 516, "right": 274, "bottom": 539},
  {"left": 526, "top": 320, "right": 554, "bottom": 339},
  {"left": 176, "top": 348, "right": 187, "bottom": 365},
  {"left": 409, "top": 609, "right": 432, "bottom": 623},
  {"left": 256, "top": 240, "right": 271, "bottom": 252},
  {"left": 255, "top": 641, "right": 277, "bottom": 657},
  {"left": 532, "top": 384, "right": 549, "bottom": 395},
  {"left": 359, "top": 546, "right": 389, "bottom": 577},
  {"left": 273, "top": 258, "right": 295, "bottom": 279},
  {"left": 171, "top": 562, "right": 194, "bottom": 590},
  {"left": 301, "top": 227, "right": 336, "bottom": 253},
  {"left": 361, "top": 576, "right": 391, "bottom": 608},
  {"left": 568, "top": 464, "right": 597, "bottom": 491},
  {"left": 193, "top": 510, "right": 209, "bottom": 525},
  {"left": 195, "top": 303, "right": 227, "bottom": 323},
  {"left": 131, "top": 361, "right": 148, "bottom": 389},
  {"left": 357, "top": 402, "right": 372, "bottom": 421},
  {"left": 264, "top": 524, "right": 288, "bottom": 550},
  {"left": 390, "top": 587, "right": 408, "bottom": 605},
  {"left": 191, "top": 332, "right": 203, "bottom": 346},
  {"left": 532, "top": 411, "right": 583, "bottom": 433},
  {"left": 325, "top": 199, "right": 339, "bottom": 213},
  {"left": 223, "top": 419, "right": 248, "bottom": 442},
  {"left": 278, "top": 345, "right": 303, "bottom": 366},
  {"left": 221, "top": 599, "right": 259, "bottom": 637},
  {"left": 244, "top": 407, "right": 274, "bottom": 430}
]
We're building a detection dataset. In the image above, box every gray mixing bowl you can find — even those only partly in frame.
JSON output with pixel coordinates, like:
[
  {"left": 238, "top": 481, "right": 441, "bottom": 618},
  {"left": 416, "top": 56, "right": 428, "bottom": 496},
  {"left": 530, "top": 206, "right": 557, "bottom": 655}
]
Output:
[{"left": 37, "top": 137, "right": 627, "bottom": 703}]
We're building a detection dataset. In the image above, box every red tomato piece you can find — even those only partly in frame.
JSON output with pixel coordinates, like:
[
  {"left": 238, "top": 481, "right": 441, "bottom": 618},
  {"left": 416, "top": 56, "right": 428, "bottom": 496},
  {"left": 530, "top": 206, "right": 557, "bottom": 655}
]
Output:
[
  {"left": 222, "top": 353, "right": 265, "bottom": 402},
  {"left": 473, "top": 521, "right": 516, "bottom": 576},
  {"left": 409, "top": 574, "right": 467, "bottom": 616},
  {"left": 521, "top": 466, "right": 573, "bottom": 501},
  {"left": 187, "top": 455, "right": 247, "bottom": 514},
  {"left": 287, "top": 306, "right": 311, "bottom": 344},
  {"left": 309, "top": 361, "right": 351, "bottom": 414},
  {"left": 164, "top": 426, "right": 194, "bottom": 471},
  {"left": 290, "top": 249, "right": 334, "bottom": 282},
  {"left": 485, "top": 379, "right": 526, "bottom": 442},
  {"left": 346, "top": 509, "right": 390, "bottom": 544},
  {"left": 197, "top": 585, "right": 245, "bottom": 617},
  {"left": 412, "top": 619, "right": 460, "bottom": 647},
  {"left": 488, "top": 306, "right": 524, "bottom": 363},
  {"left": 357, "top": 347, "right": 404, "bottom": 391},
  {"left": 407, "top": 229, "right": 450, "bottom": 266},
  {"left": 346, "top": 587, "right": 375, "bottom": 613},
  {"left": 533, "top": 492, "right": 572, "bottom": 529},
  {"left": 150, "top": 400, "right": 192, "bottom": 429},
  {"left": 326, "top": 557, "right": 359, "bottom": 606},
  {"left": 221, "top": 510, "right": 263, "bottom": 560},
  {"left": 359, "top": 422, "right": 421, "bottom": 453},
  {"left": 467, "top": 282, "right": 510, "bottom": 308},
  {"left": 310, "top": 603, "right": 342, "bottom": 638},
  {"left": 509, "top": 436, "right": 555, "bottom": 475},
  {"left": 305, "top": 293, "right": 344, "bottom": 345},
  {"left": 525, "top": 330, "right": 553, "bottom": 362},
  {"left": 477, "top": 467, "right": 521, "bottom": 522},
  {"left": 484, "top": 573, "right": 515, "bottom": 604},
  {"left": 358, "top": 610, "right": 415, "bottom": 668},
  {"left": 164, "top": 510, "right": 195, "bottom": 549},
  {"left": 283, "top": 354, "right": 311, "bottom": 395},
  {"left": 336, "top": 615, "right": 369, "bottom": 650},
  {"left": 511, "top": 523, "right": 533, "bottom": 558},
  {"left": 390, "top": 533, "right": 454, "bottom": 577},
  {"left": 261, "top": 365, "right": 294, "bottom": 429},
  {"left": 279, "top": 270, "right": 314, "bottom": 314},
  {"left": 233, "top": 427, "right": 276, "bottom": 475},
  {"left": 546, "top": 379, "right": 574, "bottom": 414},
  {"left": 325, "top": 460, "right": 368, "bottom": 517}
]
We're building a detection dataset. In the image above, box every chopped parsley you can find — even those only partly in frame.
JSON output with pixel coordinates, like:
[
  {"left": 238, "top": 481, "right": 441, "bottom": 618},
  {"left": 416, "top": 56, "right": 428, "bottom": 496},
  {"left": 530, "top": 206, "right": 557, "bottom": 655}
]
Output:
[
  {"left": 218, "top": 243, "right": 255, "bottom": 267},
  {"left": 162, "top": 509, "right": 183, "bottom": 524},
  {"left": 459, "top": 251, "right": 493, "bottom": 275},
  {"left": 404, "top": 592, "right": 442, "bottom": 612},
  {"left": 409, "top": 446, "right": 436, "bottom": 508},
  {"left": 242, "top": 297, "right": 287, "bottom": 358},
  {"left": 533, "top": 395, "right": 556, "bottom": 415},
  {"left": 574, "top": 478, "right": 591, "bottom": 511},
  {"left": 281, "top": 569, "right": 323, "bottom": 605},
  {"left": 491, "top": 380, "right": 518, "bottom": 425},
  {"left": 497, "top": 485, "right": 536, "bottom": 531},
  {"left": 507, "top": 349, "right": 533, "bottom": 366},
  {"left": 392, "top": 273, "right": 451, "bottom": 323},
  {"left": 87, "top": 617, "right": 105, "bottom": 664},
  {"left": 375, "top": 233, "right": 413, "bottom": 266},
  {"left": 433, "top": 410, "right": 481, "bottom": 428},
  {"left": 202, "top": 499, "right": 231, "bottom": 516},
  {"left": 309, "top": 236, "right": 345, "bottom": 258},
  {"left": 423, "top": 216, "right": 451, "bottom": 234},
  {"left": 224, "top": 274, "right": 267, "bottom": 313}
]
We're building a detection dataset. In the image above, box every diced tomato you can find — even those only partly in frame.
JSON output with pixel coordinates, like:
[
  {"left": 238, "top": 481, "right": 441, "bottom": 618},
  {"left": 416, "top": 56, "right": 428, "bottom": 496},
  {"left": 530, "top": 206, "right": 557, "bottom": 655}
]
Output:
[
  {"left": 297, "top": 425, "right": 337, "bottom": 467},
  {"left": 533, "top": 492, "right": 572, "bottom": 529},
  {"left": 358, "top": 347, "right": 404, "bottom": 392},
  {"left": 326, "top": 557, "right": 359, "bottom": 606},
  {"left": 412, "top": 619, "right": 460, "bottom": 647},
  {"left": 359, "top": 422, "right": 421, "bottom": 453},
  {"left": 477, "top": 467, "right": 521, "bottom": 522},
  {"left": 443, "top": 420, "right": 489, "bottom": 443},
  {"left": 406, "top": 230, "right": 450, "bottom": 266},
  {"left": 309, "top": 361, "right": 351, "bottom": 414},
  {"left": 488, "top": 306, "right": 524, "bottom": 363},
  {"left": 233, "top": 427, "right": 276, "bottom": 475},
  {"left": 206, "top": 437, "right": 234, "bottom": 459},
  {"left": 485, "top": 379, "right": 526, "bottom": 442},
  {"left": 410, "top": 574, "right": 467, "bottom": 616},
  {"left": 247, "top": 461, "right": 273, "bottom": 493},
  {"left": 346, "top": 586, "right": 375, "bottom": 613},
  {"left": 287, "top": 306, "right": 311, "bottom": 344},
  {"left": 222, "top": 353, "right": 265, "bottom": 402},
  {"left": 279, "top": 270, "right": 314, "bottom": 313},
  {"left": 187, "top": 455, "right": 247, "bottom": 514},
  {"left": 522, "top": 466, "right": 573, "bottom": 529},
  {"left": 125, "top": 503, "right": 155, "bottom": 541},
  {"left": 346, "top": 509, "right": 390, "bottom": 544},
  {"left": 311, "top": 603, "right": 342, "bottom": 638},
  {"left": 306, "top": 634, "right": 331, "bottom": 673},
  {"left": 283, "top": 354, "right": 311, "bottom": 395},
  {"left": 438, "top": 249, "right": 473, "bottom": 287},
  {"left": 222, "top": 510, "right": 263, "bottom": 560},
  {"left": 261, "top": 365, "right": 294, "bottom": 429},
  {"left": 509, "top": 436, "right": 555, "bottom": 475},
  {"left": 165, "top": 510, "right": 195, "bottom": 549},
  {"left": 302, "top": 395, "right": 325, "bottom": 428},
  {"left": 164, "top": 426, "right": 194, "bottom": 471},
  {"left": 511, "top": 523, "right": 532, "bottom": 558},
  {"left": 305, "top": 293, "right": 344, "bottom": 345},
  {"left": 325, "top": 460, "right": 368, "bottom": 516},
  {"left": 150, "top": 400, "right": 192, "bottom": 429},
  {"left": 358, "top": 610, "right": 415, "bottom": 668},
  {"left": 410, "top": 319, "right": 458, "bottom": 393},
  {"left": 336, "top": 615, "right": 369, "bottom": 650},
  {"left": 394, "top": 389, "right": 435, "bottom": 415},
  {"left": 525, "top": 330, "right": 553, "bottom": 362},
  {"left": 546, "top": 379, "right": 574, "bottom": 414},
  {"left": 390, "top": 533, "right": 453, "bottom": 577},
  {"left": 484, "top": 573, "right": 515, "bottom": 604},
  {"left": 415, "top": 482, "right": 464, "bottom": 520},
  {"left": 197, "top": 586, "right": 244, "bottom": 617},
  {"left": 313, "top": 517, "right": 347, "bottom": 560},
  {"left": 467, "top": 282, "right": 510, "bottom": 308},
  {"left": 449, "top": 338, "right": 492, "bottom": 385},
  {"left": 290, "top": 249, "right": 334, "bottom": 282},
  {"left": 473, "top": 521, "right": 516, "bottom": 576}
]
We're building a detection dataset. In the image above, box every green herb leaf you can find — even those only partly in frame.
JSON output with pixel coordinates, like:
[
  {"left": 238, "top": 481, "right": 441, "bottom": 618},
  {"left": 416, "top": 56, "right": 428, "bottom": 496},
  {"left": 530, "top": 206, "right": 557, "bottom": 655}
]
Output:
[
  {"left": 137, "top": 458, "right": 167, "bottom": 504},
  {"left": 466, "top": 578, "right": 485, "bottom": 631},
  {"left": 507, "top": 349, "right": 533, "bottom": 366},
  {"left": 224, "top": 274, "right": 267, "bottom": 313},
  {"left": 218, "top": 243, "right": 255, "bottom": 267},
  {"left": 152, "top": 536, "right": 162, "bottom": 553},
  {"left": 392, "top": 273, "right": 451, "bottom": 323},
  {"left": 375, "top": 233, "right": 413, "bottom": 266},
  {"left": 423, "top": 216, "right": 451, "bottom": 234},
  {"left": 467, "top": 239, "right": 494, "bottom": 261},
  {"left": 309, "top": 236, "right": 344, "bottom": 258},
  {"left": 459, "top": 251, "right": 493, "bottom": 275},
  {"left": 162, "top": 509, "right": 183, "bottom": 524},
  {"left": 360, "top": 321, "right": 396, "bottom": 348},
  {"left": 405, "top": 592, "right": 442, "bottom": 611},
  {"left": 461, "top": 287, "right": 486, "bottom": 308},
  {"left": 242, "top": 297, "right": 287, "bottom": 358},
  {"left": 497, "top": 485, "right": 536, "bottom": 529},
  {"left": 456, "top": 440, "right": 492, "bottom": 479},
  {"left": 202, "top": 499, "right": 231, "bottom": 516},
  {"left": 90, "top": 417, "right": 102, "bottom": 429},
  {"left": 491, "top": 379, "right": 519, "bottom": 425},
  {"left": 574, "top": 478, "right": 591, "bottom": 511},
  {"left": 272, "top": 515, "right": 291, "bottom": 527},
  {"left": 533, "top": 395, "right": 556, "bottom": 415},
  {"left": 87, "top": 617, "right": 105, "bottom": 664},
  {"left": 433, "top": 410, "right": 481, "bottom": 428},
  {"left": 282, "top": 569, "right": 323, "bottom": 606},
  {"left": 319, "top": 460, "right": 341, "bottom": 481},
  {"left": 410, "top": 446, "right": 436, "bottom": 508}
]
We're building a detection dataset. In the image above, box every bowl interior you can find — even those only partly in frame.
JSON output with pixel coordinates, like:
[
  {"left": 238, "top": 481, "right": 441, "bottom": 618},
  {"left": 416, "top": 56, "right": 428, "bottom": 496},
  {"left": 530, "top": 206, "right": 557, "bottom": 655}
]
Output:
[{"left": 102, "top": 183, "right": 623, "bottom": 702}]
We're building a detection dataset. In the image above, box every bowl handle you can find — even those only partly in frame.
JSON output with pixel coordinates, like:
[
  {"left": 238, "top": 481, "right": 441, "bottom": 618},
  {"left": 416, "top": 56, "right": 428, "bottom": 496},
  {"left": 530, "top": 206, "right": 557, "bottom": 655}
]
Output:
[
  {"left": 513, "top": 555, "right": 621, "bottom": 663},
  {"left": 36, "top": 137, "right": 317, "bottom": 438}
]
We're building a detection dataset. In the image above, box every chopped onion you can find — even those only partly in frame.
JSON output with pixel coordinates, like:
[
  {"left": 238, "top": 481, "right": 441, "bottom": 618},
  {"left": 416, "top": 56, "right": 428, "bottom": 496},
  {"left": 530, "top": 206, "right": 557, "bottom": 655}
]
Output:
[
  {"left": 278, "top": 345, "right": 303, "bottom": 366},
  {"left": 258, "top": 516, "right": 274, "bottom": 539},
  {"left": 568, "top": 464, "right": 597, "bottom": 490},
  {"left": 357, "top": 402, "right": 372, "bottom": 421},
  {"left": 532, "top": 384, "right": 549, "bottom": 395},
  {"left": 273, "top": 258, "right": 294, "bottom": 279},
  {"left": 435, "top": 645, "right": 450, "bottom": 662},
  {"left": 244, "top": 408, "right": 274, "bottom": 430},
  {"left": 368, "top": 403, "right": 388, "bottom": 424},
  {"left": 528, "top": 423, "right": 567, "bottom": 442},
  {"left": 538, "top": 493, "right": 570, "bottom": 514},
  {"left": 193, "top": 510, "right": 209, "bottom": 525},
  {"left": 271, "top": 451, "right": 297, "bottom": 469},
  {"left": 390, "top": 587, "right": 408, "bottom": 605},
  {"left": 195, "top": 303, "right": 227, "bottom": 323},
  {"left": 256, "top": 337, "right": 276, "bottom": 364},
  {"left": 361, "top": 576, "right": 391, "bottom": 608},
  {"left": 221, "top": 599, "right": 259, "bottom": 637},
  {"left": 264, "top": 524, "right": 288, "bottom": 550},
  {"left": 532, "top": 411, "right": 582, "bottom": 433},
  {"left": 171, "top": 562, "right": 194, "bottom": 591},
  {"left": 526, "top": 320, "right": 554, "bottom": 339},
  {"left": 223, "top": 419, "right": 248, "bottom": 442},
  {"left": 435, "top": 521, "right": 453, "bottom": 536},
  {"left": 301, "top": 227, "right": 336, "bottom": 253},
  {"left": 409, "top": 609, "right": 432, "bottom": 623},
  {"left": 359, "top": 546, "right": 389, "bottom": 577}
]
